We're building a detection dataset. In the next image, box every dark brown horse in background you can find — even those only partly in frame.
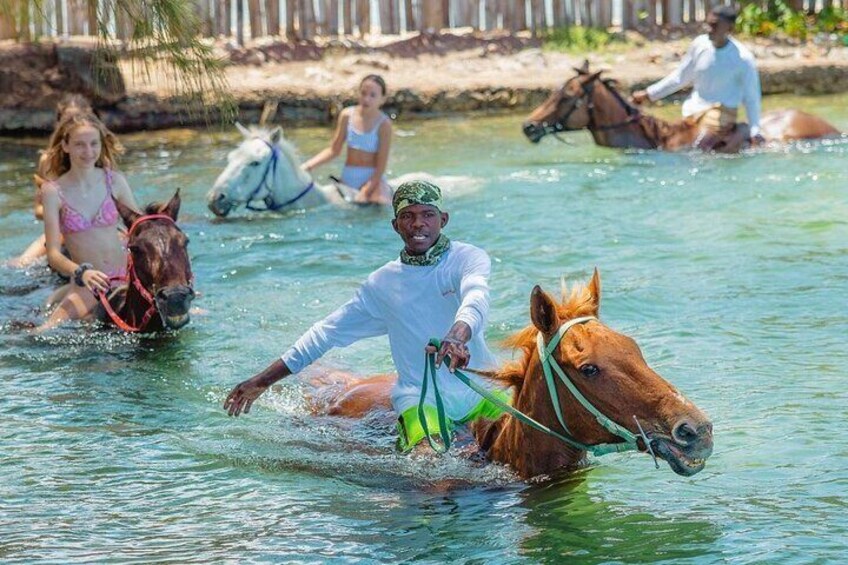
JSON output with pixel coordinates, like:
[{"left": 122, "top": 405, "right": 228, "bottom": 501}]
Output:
[
  {"left": 523, "top": 62, "right": 840, "bottom": 152},
  {"left": 102, "top": 190, "right": 195, "bottom": 332},
  {"left": 311, "top": 270, "right": 713, "bottom": 480}
]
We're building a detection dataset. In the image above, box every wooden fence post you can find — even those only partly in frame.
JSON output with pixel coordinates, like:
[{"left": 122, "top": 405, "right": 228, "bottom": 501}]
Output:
[
  {"left": 343, "top": 0, "right": 352, "bottom": 34},
  {"left": 248, "top": 0, "right": 262, "bottom": 38},
  {"left": 326, "top": 0, "right": 338, "bottom": 35},
  {"left": 622, "top": 0, "right": 635, "bottom": 29},
  {"left": 356, "top": 0, "right": 369, "bottom": 35},
  {"left": 266, "top": 0, "right": 280, "bottom": 35},
  {"left": 422, "top": 1, "right": 443, "bottom": 31},
  {"left": 403, "top": 0, "right": 415, "bottom": 32},
  {"left": 300, "top": 0, "right": 315, "bottom": 38},
  {"left": 598, "top": 0, "right": 611, "bottom": 27},
  {"left": 286, "top": 0, "right": 296, "bottom": 38}
]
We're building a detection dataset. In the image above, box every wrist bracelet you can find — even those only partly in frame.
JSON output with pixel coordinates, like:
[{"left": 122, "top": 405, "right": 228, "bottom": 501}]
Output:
[{"left": 73, "top": 263, "right": 93, "bottom": 286}]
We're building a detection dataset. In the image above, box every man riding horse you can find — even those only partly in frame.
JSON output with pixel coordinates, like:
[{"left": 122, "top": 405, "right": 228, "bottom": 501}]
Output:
[
  {"left": 224, "top": 180, "right": 509, "bottom": 452},
  {"left": 632, "top": 6, "right": 764, "bottom": 152}
]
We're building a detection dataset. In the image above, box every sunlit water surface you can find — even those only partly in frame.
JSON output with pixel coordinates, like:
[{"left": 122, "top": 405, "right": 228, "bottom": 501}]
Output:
[{"left": 1, "top": 94, "right": 847, "bottom": 563}]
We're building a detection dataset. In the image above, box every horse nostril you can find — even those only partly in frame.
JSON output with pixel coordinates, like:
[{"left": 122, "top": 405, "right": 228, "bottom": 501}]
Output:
[{"left": 672, "top": 420, "right": 700, "bottom": 445}]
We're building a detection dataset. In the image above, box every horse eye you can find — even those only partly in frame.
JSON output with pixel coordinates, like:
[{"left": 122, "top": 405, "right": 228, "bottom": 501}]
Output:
[
  {"left": 580, "top": 364, "right": 599, "bottom": 377},
  {"left": 249, "top": 161, "right": 260, "bottom": 167}
]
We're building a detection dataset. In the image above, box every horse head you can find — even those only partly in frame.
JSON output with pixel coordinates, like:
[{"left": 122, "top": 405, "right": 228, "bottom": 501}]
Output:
[
  {"left": 482, "top": 269, "right": 713, "bottom": 479},
  {"left": 206, "top": 123, "right": 312, "bottom": 217},
  {"left": 522, "top": 60, "right": 606, "bottom": 143},
  {"left": 114, "top": 191, "right": 195, "bottom": 330}
]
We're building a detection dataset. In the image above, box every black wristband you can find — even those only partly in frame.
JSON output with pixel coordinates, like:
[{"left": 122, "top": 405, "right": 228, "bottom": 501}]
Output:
[{"left": 73, "top": 263, "right": 93, "bottom": 286}]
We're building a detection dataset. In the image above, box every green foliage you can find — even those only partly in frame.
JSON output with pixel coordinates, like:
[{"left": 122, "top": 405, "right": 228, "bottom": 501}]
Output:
[
  {"left": 0, "top": 0, "right": 235, "bottom": 123},
  {"left": 737, "top": 0, "right": 848, "bottom": 40},
  {"left": 541, "top": 26, "right": 625, "bottom": 53}
]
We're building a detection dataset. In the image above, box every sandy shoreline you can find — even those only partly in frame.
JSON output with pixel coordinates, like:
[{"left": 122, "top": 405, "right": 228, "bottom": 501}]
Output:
[{"left": 2, "top": 32, "right": 848, "bottom": 133}]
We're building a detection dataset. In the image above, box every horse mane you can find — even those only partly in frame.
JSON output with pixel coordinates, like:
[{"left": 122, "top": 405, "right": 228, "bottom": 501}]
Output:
[
  {"left": 490, "top": 280, "right": 599, "bottom": 390},
  {"left": 597, "top": 78, "right": 692, "bottom": 147}
]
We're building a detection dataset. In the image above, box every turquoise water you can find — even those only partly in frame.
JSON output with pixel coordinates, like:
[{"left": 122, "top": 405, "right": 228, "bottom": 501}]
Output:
[{"left": 1, "top": 94, "right": 847, "bottom": 563}]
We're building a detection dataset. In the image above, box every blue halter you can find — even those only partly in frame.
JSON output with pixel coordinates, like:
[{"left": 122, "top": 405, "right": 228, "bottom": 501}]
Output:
[{"left": 244, "top": 140, "right": 315, "bottom": 212}]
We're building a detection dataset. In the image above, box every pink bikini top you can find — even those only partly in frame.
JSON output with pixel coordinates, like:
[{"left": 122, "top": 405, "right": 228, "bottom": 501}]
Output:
[{"left": 57, "top": 169, "right": 120, "bottom": 235}]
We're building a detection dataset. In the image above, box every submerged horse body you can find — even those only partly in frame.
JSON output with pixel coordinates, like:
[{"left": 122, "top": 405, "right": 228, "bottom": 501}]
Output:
[
  {"left": 523, "top": 63, "right": 840, "bottom": 152},
  {"left": 307, "top": 270, "right": 713, "bottom": 480}
]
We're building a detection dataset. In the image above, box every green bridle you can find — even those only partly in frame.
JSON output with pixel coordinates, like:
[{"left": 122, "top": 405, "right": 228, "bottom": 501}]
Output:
[{"left": 420, "top": 316, "right": 658, "bottom": 465}]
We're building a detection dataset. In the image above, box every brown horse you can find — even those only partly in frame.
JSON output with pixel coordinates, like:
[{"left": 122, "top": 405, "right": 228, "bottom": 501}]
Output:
[
  {"left": 523, "top": 64, "right": 840, "bottom": 152},
  {"left": 311, "top": 270, "right": 713, "bottom": 480},
  {"left": 101, "top": 190, "right": 195, "bottom": 332}
]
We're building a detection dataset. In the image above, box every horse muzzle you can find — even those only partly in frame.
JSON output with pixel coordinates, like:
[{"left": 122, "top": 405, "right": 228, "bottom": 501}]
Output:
[
  {"left": 522, "top": 122, "right": 547, "bottom": 144},
  {"left": 155, "top": 285, "right": 195, "bottom": 330},
  {"left": 207, "top": 191, "right": 234, "bottom": 217},
  {"left": 651, "top": 417, "right": 714, "bottom": 477}
]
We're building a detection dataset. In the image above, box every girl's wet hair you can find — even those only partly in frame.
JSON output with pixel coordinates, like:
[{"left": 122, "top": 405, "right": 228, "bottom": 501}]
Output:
[
  {"left": 42, "top": 112, "right": 124, "bottom": 179},
  {"left": 360, "top": 74, "right": 387, "bottom": 96}
]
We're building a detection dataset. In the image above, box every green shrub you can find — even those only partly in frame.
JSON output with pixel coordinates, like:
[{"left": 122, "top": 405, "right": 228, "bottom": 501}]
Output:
[
  {"left": 541, "top": 26, "right": 623, "bottom": 53},
  {"left": 737, "top": 0, "right": 848, "bottom": 40}
]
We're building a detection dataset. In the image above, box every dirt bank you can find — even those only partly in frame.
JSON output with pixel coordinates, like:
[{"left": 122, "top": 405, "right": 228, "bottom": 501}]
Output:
[{"left": 1, "top": 31, "right": 847, "bottom": 134}]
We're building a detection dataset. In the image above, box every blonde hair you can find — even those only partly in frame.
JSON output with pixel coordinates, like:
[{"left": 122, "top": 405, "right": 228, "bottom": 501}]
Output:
[{"left": 42, "top": 113, "right": 124, "bottom": 179}]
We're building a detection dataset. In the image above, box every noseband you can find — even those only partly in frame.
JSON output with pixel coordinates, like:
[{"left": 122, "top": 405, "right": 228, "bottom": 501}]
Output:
[
  {"left": 243, "top": 139, "right": 315, "bottom": 212},
  {"left": 98, "top": 214, "right": 194, "bottom": 333}
]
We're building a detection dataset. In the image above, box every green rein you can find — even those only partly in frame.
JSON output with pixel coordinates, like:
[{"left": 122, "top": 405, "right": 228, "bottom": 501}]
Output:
[{"left": 418, "top": 316, "right": 650, "bottom": 459}]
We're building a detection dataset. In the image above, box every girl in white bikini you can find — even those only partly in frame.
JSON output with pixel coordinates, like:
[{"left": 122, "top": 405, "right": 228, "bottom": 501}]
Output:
[{"left": 303, "top": 75, "right": 393, "bottom": 205}]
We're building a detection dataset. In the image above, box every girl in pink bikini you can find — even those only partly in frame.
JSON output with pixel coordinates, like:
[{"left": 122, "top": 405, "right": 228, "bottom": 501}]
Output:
[
  {"left": 303, "top": 75, "right": 393, "bottom": 205},
  {"left": 8, "top": 94, "right": 96, "bottom": 268},
  {"left": 38, "top": 112, "right": 142, "bottom": 330}
]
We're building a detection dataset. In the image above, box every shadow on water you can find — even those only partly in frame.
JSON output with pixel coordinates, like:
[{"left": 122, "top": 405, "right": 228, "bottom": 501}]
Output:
[{"left": 517, "top": 470, "right": 723, "bottom": 564}]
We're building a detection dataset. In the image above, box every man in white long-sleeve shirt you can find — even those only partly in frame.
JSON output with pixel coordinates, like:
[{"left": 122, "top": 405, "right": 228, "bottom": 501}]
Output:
[
  {"left": 632, "top": 6, "right": 764, "bottom": 151},
  {"left": 224, "top": 180, "right": 508, "bottom": 451}
]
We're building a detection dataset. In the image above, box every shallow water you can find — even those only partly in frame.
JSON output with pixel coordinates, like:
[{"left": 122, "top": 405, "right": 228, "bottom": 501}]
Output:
[{"left": 1, "top": 94, "right": 847, "bottom": 563}]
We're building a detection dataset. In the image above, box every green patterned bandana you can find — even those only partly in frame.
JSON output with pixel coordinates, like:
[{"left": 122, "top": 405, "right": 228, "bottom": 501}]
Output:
[
  {"left": 400, "top": 234, "right": 451, "bottom": 266},
  {"left": 392, "top": 180, "right": 443, "bottom": 216}
]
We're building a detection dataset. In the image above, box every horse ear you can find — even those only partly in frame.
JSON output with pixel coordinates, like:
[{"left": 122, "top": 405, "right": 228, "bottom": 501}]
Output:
[
  {"left": 530, "top": 285, "right": 560, "bottom": 335},
  {"left": 269, "top": 126, "right": 283, "bottom": 145},
  {"left": 161, "top": 189, "right": 182, "bottom": 221},
  {"left": 114, "top": 197, "right": 141, "bottom": 229},
  {"left": 587, "top": 268, "right": 602, "bottom": 315},
  {"left": 573, "top": 59, "right": 590, "bottom": 75},
  {"left": 235, "top": 121, "right": 251, "bottom": 138},
  {"left": 586, "top": 70, "right": 603, "bottom": 83}
]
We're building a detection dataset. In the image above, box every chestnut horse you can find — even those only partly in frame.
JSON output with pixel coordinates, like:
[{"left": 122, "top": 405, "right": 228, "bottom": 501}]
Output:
[
  {"left": 311, "top": 270, "right": 713, "bottom": 480},
  {"left": 99, "top": 190, "right": 195, "bottom": 332},
  {"left": 523, "top": 63, "right": 840, "bottom": 152}
]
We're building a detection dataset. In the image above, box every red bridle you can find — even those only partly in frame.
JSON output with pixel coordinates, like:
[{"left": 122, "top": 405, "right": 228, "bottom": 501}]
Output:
[{"left": 97, "top": 213, "right": 189, "bottom": 333}]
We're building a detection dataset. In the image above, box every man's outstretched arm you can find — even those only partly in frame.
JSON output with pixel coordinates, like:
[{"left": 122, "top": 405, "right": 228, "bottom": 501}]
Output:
[
  {"left": 223, "top": 286, "right": 387, "bottom": 417},
  {"left": 224, "top": 359, "right": 291, "bottom": 417}
]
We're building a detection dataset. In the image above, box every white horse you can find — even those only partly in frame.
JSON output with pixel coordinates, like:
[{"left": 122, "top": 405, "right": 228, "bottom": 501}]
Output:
[{"left": 207, "top": 124, "right": 478, "bottom": 217}]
